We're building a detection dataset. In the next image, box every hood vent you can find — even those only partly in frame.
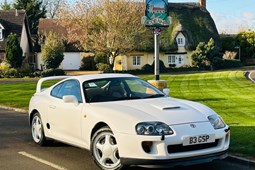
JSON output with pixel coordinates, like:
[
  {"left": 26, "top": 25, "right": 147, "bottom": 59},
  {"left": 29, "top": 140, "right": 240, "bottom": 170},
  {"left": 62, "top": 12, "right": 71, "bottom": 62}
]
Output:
[{"left": 162, "top": 106, "right": 181, "bottom": 110}]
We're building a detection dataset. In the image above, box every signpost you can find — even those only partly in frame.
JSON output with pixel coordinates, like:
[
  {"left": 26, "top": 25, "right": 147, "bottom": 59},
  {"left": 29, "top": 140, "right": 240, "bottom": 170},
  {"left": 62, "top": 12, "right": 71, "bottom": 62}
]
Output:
[{"left": 142, "top": 0, "right": 171, "bottom": 80}]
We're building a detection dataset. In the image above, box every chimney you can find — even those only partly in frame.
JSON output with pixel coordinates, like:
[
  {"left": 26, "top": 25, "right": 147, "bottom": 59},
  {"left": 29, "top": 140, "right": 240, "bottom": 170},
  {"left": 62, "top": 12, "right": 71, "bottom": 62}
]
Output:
[
  {"left": 199, "top": 0, "right": 206, "bottom": 8},
  {"left": 15, "top": 9, "right": 19, "bottom": 16}
]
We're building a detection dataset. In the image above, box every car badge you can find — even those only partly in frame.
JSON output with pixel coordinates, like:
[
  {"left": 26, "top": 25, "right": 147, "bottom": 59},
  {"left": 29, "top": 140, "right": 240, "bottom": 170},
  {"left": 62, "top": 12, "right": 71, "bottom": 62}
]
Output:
[{"left": 190, "top": 124, "right": 196, "bottom": 128}]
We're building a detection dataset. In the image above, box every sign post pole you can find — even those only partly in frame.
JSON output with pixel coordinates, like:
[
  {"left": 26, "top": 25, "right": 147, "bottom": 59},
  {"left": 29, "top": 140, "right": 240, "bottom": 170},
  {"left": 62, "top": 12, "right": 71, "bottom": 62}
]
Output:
[
  {"left": 154, "top": 27, "right": 161, "bottom": 80},
  {"left": 142, "top": 0, "right": 171, "bottom": 80}
]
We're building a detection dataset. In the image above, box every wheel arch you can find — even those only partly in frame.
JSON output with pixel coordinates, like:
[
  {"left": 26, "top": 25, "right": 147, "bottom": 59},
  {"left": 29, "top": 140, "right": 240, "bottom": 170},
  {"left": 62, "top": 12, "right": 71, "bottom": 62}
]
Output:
[
  {"left": 29, "top": 109, "right": 39, "bottom": 126},
  {"left": 90, "top": 122, "right": 109, "bottom": 140}
]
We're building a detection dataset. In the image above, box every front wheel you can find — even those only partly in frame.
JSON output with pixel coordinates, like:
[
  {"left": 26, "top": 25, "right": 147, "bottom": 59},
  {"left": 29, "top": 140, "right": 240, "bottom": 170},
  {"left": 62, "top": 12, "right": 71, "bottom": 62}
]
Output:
[
  {"left": 91, "top": 127, "right": 123, "bottom": 170},
  {"left": 31, "top": 112, "right": 46, "bottom": 146}
]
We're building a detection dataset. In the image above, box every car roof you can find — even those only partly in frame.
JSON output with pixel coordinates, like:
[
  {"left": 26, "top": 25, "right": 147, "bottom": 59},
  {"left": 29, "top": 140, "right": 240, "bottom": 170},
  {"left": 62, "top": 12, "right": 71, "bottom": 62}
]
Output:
[{"left": 68, "top": 73, "right": 137, "bottom": 82}]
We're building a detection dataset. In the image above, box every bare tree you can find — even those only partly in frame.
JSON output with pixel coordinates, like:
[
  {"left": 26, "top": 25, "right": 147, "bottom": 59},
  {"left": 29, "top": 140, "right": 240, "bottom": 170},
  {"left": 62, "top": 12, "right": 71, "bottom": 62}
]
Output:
[
  {"left": 43, "top": 0, "right": 64, "bottom": 18},
  {"left": 58, "top": 0, "right": 146, "bottom": 68}
]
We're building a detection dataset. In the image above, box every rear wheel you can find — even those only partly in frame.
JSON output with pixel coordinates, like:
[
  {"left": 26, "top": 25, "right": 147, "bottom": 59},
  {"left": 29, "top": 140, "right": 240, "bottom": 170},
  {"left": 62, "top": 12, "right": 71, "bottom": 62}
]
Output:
[
  {"left": 31, "top": 112, "right": 46, "bottom": 146},
  {"left": 91, "top": 127, "right": 123, "bottom": 170}
]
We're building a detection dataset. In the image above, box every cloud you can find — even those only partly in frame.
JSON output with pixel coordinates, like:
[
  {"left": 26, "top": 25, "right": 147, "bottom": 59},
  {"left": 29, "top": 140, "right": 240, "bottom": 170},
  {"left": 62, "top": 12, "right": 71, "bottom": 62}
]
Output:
[
  {"left": 210, "top": 12, "right": 255, "bottom": 34},
  {"left": 243, "top": 12, "right": 255, "bottom": 20}
]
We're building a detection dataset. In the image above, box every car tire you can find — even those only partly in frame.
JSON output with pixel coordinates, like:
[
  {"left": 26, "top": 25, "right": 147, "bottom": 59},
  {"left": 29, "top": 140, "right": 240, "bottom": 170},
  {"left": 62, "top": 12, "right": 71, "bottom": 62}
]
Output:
[
  {"left": 91, "top": 127, "right": 123, "bottom": 170},
  {"left": 31, "top": 112, "right": 46, "bottom": 146}
]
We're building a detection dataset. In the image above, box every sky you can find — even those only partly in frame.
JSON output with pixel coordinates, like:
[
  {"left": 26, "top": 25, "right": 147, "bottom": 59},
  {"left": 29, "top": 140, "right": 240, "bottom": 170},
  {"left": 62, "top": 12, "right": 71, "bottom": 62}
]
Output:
[{"left": 169, "top": 0, "right": 255, "bottom": 34}]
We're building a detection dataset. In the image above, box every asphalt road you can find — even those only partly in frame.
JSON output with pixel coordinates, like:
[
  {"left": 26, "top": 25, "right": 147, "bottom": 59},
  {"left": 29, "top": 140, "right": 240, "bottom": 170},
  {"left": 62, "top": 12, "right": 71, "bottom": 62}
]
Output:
[{"left": 0, "top": 108, "right": 254, "bottom": 170}]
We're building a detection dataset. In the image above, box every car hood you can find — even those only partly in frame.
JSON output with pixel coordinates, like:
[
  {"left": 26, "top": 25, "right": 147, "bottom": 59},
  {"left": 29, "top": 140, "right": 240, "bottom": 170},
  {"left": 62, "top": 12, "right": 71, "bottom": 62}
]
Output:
[{"left": 90, "top": 97, "right": 214, "bottom": 125}]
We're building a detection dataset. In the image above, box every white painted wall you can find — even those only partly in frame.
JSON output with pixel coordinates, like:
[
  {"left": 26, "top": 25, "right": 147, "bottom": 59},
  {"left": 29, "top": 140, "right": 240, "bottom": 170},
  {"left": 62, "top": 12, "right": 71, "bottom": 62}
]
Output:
[
  {"left": 60, "top": 52, "right": 81, "bottom": 70},
  {"left": 36, "top": 52, "right": 81, "bottom": 70},
  {"left": 20, "top": 23, "right": 30, "bottom": 58}
]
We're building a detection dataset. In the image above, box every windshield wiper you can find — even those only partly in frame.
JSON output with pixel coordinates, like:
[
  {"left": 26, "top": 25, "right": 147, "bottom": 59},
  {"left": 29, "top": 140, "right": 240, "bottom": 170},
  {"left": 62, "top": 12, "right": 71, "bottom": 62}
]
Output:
[
  {"left": 143, "top": 94, "right": 165, "bottom": 99},
  {"left": 111, "top": 96, "right": 142, "bottom": 101}
]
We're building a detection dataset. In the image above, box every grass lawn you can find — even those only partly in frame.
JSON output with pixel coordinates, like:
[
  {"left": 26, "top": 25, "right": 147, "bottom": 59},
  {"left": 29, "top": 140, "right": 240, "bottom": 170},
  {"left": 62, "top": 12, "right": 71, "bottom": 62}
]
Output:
[{"left": 0, "top": 70, "right": 255, "bottom": 158}]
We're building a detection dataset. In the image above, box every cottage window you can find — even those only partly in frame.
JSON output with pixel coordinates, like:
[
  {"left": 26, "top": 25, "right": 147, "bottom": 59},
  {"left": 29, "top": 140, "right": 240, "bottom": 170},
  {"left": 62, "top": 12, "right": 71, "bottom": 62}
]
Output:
[
  {"left": 133, "top": 56, "right": 141, "bottom": 66},
  {"left": 168, "top": 56, "right": 175, "bottom": 64},
  {"left": 177, "top": 38, "right": 184, "bottom": 45}
]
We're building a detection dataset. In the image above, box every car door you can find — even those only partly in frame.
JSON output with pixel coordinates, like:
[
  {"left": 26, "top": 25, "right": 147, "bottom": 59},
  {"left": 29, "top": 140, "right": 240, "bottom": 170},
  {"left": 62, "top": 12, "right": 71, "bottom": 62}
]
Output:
[{"left": 48, "top": 79, "right": 84, "bottom": 145}]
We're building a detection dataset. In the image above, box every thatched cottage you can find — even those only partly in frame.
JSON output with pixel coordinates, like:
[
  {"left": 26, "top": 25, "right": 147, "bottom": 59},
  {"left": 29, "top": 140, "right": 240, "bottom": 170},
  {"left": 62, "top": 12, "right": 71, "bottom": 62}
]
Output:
[{"left": 115, "top": 0, "right": 220, "bottom": 70}]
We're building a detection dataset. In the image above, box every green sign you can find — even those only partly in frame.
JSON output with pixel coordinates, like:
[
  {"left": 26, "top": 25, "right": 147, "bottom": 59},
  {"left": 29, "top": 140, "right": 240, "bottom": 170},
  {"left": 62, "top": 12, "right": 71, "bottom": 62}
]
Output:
[{"left": 143, "top": 0, "right": 171, "bottom": 27}]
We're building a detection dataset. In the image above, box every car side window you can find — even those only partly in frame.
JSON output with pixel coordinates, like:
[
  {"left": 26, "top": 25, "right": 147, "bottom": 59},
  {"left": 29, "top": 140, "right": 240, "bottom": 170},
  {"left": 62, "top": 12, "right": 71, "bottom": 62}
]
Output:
[
  {"left": 51, "top": 83, "right": 63, "bottom": 97},
  {"left": 51, "top": 80, "right": 82, "bottom": 103}
]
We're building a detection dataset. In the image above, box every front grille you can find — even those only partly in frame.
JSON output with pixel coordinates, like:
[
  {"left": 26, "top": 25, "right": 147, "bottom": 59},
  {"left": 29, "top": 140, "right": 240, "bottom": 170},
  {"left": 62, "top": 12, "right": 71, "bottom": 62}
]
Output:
[{"left": 167, "top": 139, "right": 219, "bottom": 154}]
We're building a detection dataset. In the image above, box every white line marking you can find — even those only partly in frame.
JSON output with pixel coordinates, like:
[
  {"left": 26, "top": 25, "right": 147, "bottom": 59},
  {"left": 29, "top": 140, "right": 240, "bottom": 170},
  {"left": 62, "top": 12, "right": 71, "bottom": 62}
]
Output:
[{"left": 18, "top": 151, "right": 68, "bottom": 170}]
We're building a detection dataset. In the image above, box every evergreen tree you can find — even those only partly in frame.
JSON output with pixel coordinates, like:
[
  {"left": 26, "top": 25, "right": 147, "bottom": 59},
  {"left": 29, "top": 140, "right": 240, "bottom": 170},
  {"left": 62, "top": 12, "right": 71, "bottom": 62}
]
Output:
[
  {"left": 1, "top": 0, "right": 12, "bottom": 10},
  {"left": 191, "top": 38, "right": 221, "bottom": 69},
  {"left": 14, "top": 0, "right": 46, "bottom": 34},
  {"left": 5, "top": 33, "right": 23, "bottom": 68},
  {"left": 41, "top": 32, "right": 64, "bottom": 69}
]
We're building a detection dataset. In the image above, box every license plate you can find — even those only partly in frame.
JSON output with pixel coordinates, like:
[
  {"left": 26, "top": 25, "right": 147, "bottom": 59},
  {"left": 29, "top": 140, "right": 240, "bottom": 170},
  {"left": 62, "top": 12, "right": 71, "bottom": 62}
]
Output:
[{"left": 183, "top": 134, "right": 215, "bottom": 146}]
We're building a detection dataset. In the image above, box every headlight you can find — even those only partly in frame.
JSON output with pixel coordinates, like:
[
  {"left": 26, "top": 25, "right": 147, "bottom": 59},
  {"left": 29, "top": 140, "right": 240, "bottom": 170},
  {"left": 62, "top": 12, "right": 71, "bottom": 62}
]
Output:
[
  {"left": 136, "top": 122, "right": 174, "bottom": 136},
  {"left": 208, "top": 114, "right": 226, "bottom": 129}
]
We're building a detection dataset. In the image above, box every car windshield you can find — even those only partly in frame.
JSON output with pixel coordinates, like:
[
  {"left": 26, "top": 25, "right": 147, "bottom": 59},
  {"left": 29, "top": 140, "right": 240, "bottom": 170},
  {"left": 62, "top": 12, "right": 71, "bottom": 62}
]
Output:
[{"left": 83, "top": 77, "right": 165, "bottom": 103}]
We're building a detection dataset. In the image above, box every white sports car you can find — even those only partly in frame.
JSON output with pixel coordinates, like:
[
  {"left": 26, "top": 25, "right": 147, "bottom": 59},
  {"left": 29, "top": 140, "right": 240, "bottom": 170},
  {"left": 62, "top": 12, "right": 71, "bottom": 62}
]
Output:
[{"left": 29, "top": 74, "right": 230, "bottom": 170}]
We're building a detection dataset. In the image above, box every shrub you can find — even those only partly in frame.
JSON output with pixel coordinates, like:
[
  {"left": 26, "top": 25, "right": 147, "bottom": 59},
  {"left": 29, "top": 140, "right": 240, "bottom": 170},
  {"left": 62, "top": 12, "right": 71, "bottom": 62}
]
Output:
[
  {"left": 213, "top": 58, "right": 242, "bottom": 70},
  {"left": 94, "top": 53, "right": 107, "bottom": 64},
  {"left": 41, "top": 32, "right": 64, "bottom": 69},
  {"left": 96, "top": 63, "right": 112, "bottom": 73},
  {"left": 151, "top": 60, "right": 167, "bottom": 73},
  {"left": 80, "top": 56, "right": 96, "bottom": 71},
  {"left": 17, "top": 62, "right": 32, "bottom": 75},
  {"left": 141, "top": 64, "right": 153, "bottom": 73},
  {"left": 41, "top": 69, "right": 65, "bottom": 77},
  {"left": 0, "top": 61, "right": 17, "bottom": 78}
]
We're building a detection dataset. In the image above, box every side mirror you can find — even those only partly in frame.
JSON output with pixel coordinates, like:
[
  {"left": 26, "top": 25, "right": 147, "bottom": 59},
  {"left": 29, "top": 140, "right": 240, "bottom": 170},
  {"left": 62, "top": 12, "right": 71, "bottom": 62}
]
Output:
[
  {"left": 63, "top": 95, "right": 79, "bottom": 106},
  {"left": 163, "top": 88, "right": 170, "bottom": 96}
]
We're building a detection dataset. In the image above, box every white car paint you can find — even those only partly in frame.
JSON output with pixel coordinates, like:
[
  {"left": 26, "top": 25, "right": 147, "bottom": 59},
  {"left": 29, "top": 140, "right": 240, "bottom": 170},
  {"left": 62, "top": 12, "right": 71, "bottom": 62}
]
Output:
[{"left": 29, "top": 74, "right": 230, "bottom": 169}]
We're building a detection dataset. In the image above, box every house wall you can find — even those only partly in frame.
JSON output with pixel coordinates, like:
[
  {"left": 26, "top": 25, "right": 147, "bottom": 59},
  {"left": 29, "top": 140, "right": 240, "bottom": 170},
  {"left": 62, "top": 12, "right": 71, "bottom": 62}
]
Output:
[
  {"left": 115, "top": 32, "right": 192, "bottom": 71},
  {"left": 116, "top": 51, "right": 192, "bottom": 71},
  {"left": 60, "top": 52, "right": 81, "bottom": 70},
  {"left": 0, "top": 52, "right": 4, "bottom": 62},
  {"left": 36, "top": 52, "right": 82, "bottom": 70},
  {"left": 176, "top": 32, "right": 186, "bottom": 52},
  {"left": 20, "top": 23, "right": 31, "bottom": 60},
  {"left": 125, "top": 52, "right": 154, "bottom": 70}
]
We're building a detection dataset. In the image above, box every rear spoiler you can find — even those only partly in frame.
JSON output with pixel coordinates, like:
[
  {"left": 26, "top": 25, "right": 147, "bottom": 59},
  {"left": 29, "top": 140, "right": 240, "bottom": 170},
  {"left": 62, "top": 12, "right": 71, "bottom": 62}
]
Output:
[{"left": 36, "top": 76, "right": 71, "bottom": 93}]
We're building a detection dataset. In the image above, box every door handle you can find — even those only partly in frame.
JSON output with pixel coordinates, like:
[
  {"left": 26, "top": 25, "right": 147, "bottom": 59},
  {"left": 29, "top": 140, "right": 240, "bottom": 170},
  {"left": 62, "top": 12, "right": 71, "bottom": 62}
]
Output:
[{"left": 49, "top": 105, "right": 56, "bottom": 109}]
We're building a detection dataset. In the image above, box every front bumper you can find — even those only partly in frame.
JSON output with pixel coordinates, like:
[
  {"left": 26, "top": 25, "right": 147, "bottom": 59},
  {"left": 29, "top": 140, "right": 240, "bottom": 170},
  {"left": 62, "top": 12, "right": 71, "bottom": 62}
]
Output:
[
  {"left": 115, "top": 122, "right": 230, "bottom": 167},
  {"left": 121, "top": 151, "right": 227, "bottom": 167}
]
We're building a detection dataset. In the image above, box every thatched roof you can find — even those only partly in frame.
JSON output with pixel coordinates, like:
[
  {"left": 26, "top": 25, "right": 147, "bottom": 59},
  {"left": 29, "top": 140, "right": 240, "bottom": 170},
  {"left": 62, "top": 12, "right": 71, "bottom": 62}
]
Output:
[{"left": 136, "top": 2, "right": 220, "bottom": 52}]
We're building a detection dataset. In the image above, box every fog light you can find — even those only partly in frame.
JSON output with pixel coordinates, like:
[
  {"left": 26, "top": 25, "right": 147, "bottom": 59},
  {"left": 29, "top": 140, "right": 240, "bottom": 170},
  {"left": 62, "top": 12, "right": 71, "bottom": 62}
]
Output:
[{"left": 142, "top": 141, "right": 153, "bottom": 153}]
